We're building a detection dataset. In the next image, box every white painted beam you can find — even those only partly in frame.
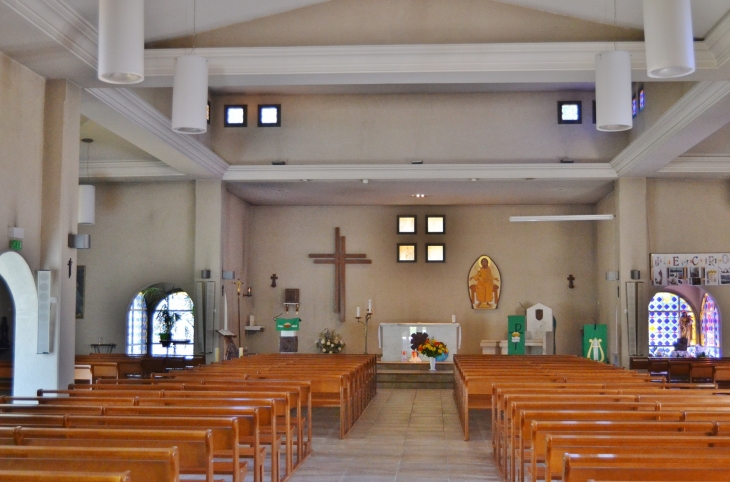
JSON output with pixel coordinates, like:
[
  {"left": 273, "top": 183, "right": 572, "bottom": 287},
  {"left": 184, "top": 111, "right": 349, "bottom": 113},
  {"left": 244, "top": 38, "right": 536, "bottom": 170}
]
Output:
[
  {"left": 83, "top": 88, "right": 229, "bottom": 179},
  {"left": 611, "top": 81, "right": 730, "bottom": 177},
  {"left": 80, "top": 160, "right": 186, "bottom": 179},
  {"left": 223, "top": 163, "right": 618, "bottom": 181}
]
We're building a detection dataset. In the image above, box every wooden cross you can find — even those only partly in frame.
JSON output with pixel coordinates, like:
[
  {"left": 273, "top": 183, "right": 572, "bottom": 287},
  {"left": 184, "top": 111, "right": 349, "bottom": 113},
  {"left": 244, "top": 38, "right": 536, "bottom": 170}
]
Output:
[
  {"left": 309, "top": 227, "right": 372, "bottom": 322},
  {"left": 270, "top": 274, "right": 278, "bottom": 288},
  {"left": 567, "top": 274, "right": 575, "bottom": 289}
]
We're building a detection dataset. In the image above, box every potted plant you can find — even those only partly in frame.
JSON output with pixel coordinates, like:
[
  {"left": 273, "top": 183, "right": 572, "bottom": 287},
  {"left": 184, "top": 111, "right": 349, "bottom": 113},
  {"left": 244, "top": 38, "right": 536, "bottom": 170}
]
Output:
[{"left": 157, "top": 307, "right": 180, "bottom": 347}]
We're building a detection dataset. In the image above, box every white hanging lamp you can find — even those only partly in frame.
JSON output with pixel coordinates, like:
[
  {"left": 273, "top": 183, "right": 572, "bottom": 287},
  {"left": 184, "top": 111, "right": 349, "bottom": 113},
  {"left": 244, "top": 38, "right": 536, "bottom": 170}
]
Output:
[
  {"left": 78, "top": 138, "right": 95, "bottom": 225},
  {"left": 172, "top": 55, "right": 209, "bottom": 134},
  {"left": 642, "top": 0, "right": 695, "bottom": 78},
  {"left": 98, "top": 0, "right": 145, "bottom": 84},
  {"left": 595, "top": 50, "right": 632, "bottom": 132}
]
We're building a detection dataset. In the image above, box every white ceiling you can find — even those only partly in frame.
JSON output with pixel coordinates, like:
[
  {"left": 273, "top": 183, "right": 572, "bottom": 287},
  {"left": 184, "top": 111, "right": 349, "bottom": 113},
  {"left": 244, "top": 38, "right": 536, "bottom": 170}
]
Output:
[{"left": 4, "top": 0, "right": 730, "bottom": 206}]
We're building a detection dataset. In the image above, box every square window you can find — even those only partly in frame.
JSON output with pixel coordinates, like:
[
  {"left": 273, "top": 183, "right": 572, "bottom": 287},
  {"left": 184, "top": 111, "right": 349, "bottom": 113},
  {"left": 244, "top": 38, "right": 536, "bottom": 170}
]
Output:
[
  {"left": 258, "top": 104, "right": 281, "bottom": 127},
  {"left": 558, "top": 101, "right": 582, "bottom": 124},
  {"left": 426, "top": 244, "right": 445, "bottom": 263},
  {"left": 398, "top": 215, "right": 417, "bottom": 234},
  {"left": 639, "top": 88, "right": 645, "bottom": 111},
  {"left": 398, "top": 244, "right": 417, "bottom": 263},
  {"left": 426, "top": 215, "right": 445, "bottom": 234},
  {"left": 632, "top": 94, "right": 638, "bottom": 118},
  {"left": 224, "top": 105, "right": 247, "bottom": 127}
]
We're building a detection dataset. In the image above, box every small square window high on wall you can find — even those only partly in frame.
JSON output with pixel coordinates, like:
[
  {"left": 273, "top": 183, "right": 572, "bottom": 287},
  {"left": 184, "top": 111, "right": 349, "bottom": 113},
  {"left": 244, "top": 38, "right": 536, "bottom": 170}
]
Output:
[
  {"left": 258, "top": 104, "right": 281, "bottom": 127},
  {"left": 557, "top": 101, "right": 582, "bottom": 124},
  {"left": 224, "top": 105, "right": 247, "bottom": 127}
]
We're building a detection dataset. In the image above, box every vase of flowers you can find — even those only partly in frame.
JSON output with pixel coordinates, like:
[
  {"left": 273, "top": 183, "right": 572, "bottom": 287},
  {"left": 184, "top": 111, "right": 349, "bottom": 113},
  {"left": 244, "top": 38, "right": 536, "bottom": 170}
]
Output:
[
  {"left": 418, "top": 337, "right": 449, "bottom": 371},
  {"left": 316, "top": 328, "right": 345, "bottom": 354}
]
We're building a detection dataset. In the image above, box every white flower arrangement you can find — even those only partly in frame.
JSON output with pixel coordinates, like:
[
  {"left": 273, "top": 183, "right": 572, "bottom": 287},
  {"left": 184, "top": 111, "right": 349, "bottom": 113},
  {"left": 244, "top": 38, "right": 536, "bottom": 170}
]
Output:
[{"left": 315, "top": 328, "right": 345, "bottom": 354}]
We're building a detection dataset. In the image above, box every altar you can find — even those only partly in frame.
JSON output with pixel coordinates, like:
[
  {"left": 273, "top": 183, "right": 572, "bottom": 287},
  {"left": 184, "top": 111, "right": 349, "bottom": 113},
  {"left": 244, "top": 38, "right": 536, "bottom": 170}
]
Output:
[{"left": 378, "top": 323, "right": 461, "bottom": 362}]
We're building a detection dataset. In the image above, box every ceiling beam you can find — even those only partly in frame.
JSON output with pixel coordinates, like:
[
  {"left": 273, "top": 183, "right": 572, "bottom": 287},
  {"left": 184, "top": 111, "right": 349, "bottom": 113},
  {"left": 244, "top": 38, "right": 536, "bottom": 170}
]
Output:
[
  {"left": 143, "top": 42, "right": 722, "bottom": 88},
  {"left": 611, "top": 81, "right": 730, "bottom": 177},
  {"left": 223, "top": 163, "right": 618, "bottom": 182},
  {"left": 83, "top": 88, "right": 229, "bottom": 179}
]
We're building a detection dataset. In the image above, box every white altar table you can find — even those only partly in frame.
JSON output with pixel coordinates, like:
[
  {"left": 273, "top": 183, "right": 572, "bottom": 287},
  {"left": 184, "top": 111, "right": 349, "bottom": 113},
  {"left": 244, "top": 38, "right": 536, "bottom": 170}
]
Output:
[{"left": 378, "top": 323, "right": 461, "bottom": 362}]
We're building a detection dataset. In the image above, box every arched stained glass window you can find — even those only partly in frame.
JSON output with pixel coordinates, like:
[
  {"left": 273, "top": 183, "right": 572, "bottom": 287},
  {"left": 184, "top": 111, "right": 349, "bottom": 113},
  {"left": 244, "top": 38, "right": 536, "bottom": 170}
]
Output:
[
  {"left": 648, "top": 292, "right": 695, "bottom": 357},
  {"left": 700, "top": 294, "right": 721, "bottom": 358}
]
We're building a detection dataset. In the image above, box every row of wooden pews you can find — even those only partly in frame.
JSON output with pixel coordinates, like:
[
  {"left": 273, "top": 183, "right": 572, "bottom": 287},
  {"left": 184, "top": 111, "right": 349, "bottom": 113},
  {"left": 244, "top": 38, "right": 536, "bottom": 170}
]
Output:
[
  {"left": 75, "top": 354, "right": 206, "bottom": 381},
  {"left": 456, "top": 354, "right": 730, "bottom": 482},
  {"left": 0, "top": 353, "right": 375, "bottom": 482}
]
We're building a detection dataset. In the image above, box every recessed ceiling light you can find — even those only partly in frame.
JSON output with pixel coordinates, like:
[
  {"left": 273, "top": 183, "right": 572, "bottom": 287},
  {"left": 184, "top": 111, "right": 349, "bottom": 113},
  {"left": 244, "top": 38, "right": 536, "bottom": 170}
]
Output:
[
  {"left": 302, "top": 179, "right": 308, "bottom": 182},
  {"left": 470, "top": 178, "right": 478, "bottom": 182},
  {"left": 362, "top": 179, "right": 369, "bottom": 184},
  {"left": 412, "top": 194, "right": 427, "bottom": 198}
]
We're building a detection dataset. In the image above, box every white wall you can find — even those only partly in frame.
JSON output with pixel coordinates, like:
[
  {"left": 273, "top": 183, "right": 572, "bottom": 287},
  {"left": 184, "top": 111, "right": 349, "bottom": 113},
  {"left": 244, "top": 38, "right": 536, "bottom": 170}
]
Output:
[{"left": 245, "top": 204, "right": 599, "bottom": 357}]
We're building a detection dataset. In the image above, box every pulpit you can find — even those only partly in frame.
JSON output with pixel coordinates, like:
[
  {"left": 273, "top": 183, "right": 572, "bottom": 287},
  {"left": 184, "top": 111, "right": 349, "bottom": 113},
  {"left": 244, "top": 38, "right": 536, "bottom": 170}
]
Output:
[
  {"left": 378, "top": 323, "right": 461, "bottom": 361},
  {"left": 524, "top": 303, "right": 554, "bottom": 355}
]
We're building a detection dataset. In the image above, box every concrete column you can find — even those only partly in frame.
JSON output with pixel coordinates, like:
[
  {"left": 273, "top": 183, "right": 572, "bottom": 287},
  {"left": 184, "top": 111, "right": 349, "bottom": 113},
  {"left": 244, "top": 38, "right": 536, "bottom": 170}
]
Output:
[
  {"left": 194, "top": 180, "right": 223, "bottom": 363},
  {"left": 15, "top": 80, "right": 81, "bottom": 394},
  {"left": 615, "top": 177, "right": 650, "bottom": 367}
]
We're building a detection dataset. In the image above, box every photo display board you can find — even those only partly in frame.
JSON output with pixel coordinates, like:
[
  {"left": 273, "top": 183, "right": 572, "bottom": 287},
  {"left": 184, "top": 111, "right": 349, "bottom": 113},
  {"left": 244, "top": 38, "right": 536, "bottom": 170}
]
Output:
[{"left": 651, "top": 253, "right": 730, "bottom": 287}]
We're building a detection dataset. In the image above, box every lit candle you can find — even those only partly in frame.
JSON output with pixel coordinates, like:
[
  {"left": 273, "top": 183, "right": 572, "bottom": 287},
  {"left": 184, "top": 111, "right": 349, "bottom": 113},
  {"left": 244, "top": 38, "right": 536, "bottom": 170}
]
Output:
[
  {"left": 356, "top": 307, "right": 361, "bottom": 317},
  {"left": 246, "top": 287, "right": 252, "bottom": 296},
  {"left": 452, "top": 314, "right": 456, "bottom": 324},
  {"left": 368, "top": 299, "right": 372, "bottom": 312}
]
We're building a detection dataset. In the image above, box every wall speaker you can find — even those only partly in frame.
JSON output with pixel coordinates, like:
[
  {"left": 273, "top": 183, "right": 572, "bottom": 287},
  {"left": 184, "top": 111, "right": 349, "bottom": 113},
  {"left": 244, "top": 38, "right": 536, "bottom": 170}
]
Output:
[
  {"left": 68, "top": 234, "right": 90, "bottom": 249},
  {"left": 36, "top": 270, "right": 51, "bottom": 354}
]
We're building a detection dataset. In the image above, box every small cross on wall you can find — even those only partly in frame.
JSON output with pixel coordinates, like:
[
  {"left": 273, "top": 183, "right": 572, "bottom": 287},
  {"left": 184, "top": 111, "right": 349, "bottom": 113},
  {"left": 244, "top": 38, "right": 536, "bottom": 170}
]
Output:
[
  {"left": 567, "top": 274, "right": 575, "bottom": 289},
  {"left": 270, "top": 274, "right": 278, "bottom": 288}
]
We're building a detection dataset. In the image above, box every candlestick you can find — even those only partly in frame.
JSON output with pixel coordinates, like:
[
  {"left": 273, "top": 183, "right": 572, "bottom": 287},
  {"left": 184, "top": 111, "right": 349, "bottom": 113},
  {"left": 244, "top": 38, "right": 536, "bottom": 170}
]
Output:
[
  {"left": 356, "top": 306, "right": 360, "bottom": 317},
  {"left": 368, "top": 299, "right": 372, "bottom": 312}
]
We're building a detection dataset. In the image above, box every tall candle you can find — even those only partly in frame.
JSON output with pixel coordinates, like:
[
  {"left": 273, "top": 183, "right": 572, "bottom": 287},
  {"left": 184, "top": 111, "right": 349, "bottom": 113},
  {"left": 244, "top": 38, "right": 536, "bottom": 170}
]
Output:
[
  {"left": 214, "top": 347, "right": 220, "bottom": 362},
  {"left": 368, "top": 299, "right": 372, "bottom": 312},
  {"left": 452, "top": 314, "right": 456, "bottom": 324},
  {"left": 239, "top": 347, "right": 244, "bottom": 357},
  {"left": 356, "top": 306, "right": 361, "bottom": 317}
]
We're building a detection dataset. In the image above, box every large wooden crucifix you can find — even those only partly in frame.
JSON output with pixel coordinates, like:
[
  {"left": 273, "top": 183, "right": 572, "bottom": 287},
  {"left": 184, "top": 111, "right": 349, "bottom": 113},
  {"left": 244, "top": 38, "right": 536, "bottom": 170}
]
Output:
[{"left": 309, "top": 227, "right": 371, "bottom": 322}]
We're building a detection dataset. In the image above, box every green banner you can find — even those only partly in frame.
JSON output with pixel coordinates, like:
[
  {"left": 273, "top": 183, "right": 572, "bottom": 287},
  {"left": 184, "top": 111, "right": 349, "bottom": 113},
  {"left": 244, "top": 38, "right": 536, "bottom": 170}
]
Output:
[
  {"left": 583, "top": 324, "right": 608, "bottom": 363},
  {"left": 276, "top": 318, "right": 300, "bottom": 331},
  {"left": 507, "top": 315, "right": 526, "bottom": 355}
]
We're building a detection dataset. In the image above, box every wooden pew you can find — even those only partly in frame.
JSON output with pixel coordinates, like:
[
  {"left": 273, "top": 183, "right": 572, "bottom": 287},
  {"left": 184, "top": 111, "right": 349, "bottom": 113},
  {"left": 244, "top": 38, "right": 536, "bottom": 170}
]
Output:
[
  {"left": 543, "top": 435, "right": 730, "bottom": 482},
  {"left": 14, "top": 427, "right": 221, "bottom": 482},
  {"left": 0, "top": 446, "right": 179, "bottom": 482},
  {"left": 64, "top": 415, "right": 253, "bottom": 482},
  {"left": 529, "top": 420, "right": 717, "bottom": 482},
  {"left": 0, "top": 470, "right": 132, "bottom": 482},
  {"left": 563, "top": 454, "right": 730, "bottom": 482}
]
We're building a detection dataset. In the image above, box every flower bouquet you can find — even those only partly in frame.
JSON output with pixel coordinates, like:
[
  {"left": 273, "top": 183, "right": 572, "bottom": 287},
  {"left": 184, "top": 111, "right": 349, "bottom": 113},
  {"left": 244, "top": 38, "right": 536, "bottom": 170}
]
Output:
[
  {"left": 418, "top": 337, "right": 449, "bottom": 361},
  {"left": 316, "top": 328, "right": 346, "bottom": 354}
]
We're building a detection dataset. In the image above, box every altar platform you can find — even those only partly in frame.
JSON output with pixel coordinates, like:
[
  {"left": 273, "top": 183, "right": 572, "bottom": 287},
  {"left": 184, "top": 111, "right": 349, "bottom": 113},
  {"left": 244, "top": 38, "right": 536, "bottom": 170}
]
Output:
[{"left": 376, "top": 361, "right": 454, "bottom": 390}]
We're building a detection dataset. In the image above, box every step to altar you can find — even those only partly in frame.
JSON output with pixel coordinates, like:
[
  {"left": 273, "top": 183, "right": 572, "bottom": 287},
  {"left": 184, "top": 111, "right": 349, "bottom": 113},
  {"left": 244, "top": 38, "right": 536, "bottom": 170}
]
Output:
[{"left": 376, "top": 361, "right": 454, "bottom": 389}]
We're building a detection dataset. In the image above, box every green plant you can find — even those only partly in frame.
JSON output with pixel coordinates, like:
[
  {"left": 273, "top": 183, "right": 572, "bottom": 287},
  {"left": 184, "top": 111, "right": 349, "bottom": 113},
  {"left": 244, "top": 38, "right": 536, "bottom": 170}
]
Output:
[{"left": 141, "top": 286, "right": 181, "bottom": 339}]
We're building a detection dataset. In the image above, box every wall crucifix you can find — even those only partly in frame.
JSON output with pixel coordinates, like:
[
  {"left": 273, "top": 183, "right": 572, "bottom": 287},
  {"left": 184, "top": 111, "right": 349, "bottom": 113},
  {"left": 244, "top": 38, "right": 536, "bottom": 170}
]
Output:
[{"left": 309, "top": 227, "right": 372, "bottom": 322}]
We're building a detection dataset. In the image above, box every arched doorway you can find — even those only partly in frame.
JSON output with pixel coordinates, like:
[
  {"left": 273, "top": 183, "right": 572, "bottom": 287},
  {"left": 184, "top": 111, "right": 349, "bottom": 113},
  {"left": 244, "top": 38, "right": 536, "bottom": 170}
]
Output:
[
  {"left": 0, "top": 277, "right": 13, "bottom": 361},
  {"left": 0, "top": 251, "right": 39, "bottom": 396}
]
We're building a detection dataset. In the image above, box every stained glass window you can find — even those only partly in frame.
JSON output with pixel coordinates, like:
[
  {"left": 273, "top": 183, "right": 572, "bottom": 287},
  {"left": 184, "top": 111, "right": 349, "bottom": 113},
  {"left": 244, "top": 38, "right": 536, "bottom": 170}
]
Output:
[
  {"left": 700, "top": 294, "right": 721, "bottom": 358},
  {"left": 648, "top": 292, "right": 695, "bottom": 357}
]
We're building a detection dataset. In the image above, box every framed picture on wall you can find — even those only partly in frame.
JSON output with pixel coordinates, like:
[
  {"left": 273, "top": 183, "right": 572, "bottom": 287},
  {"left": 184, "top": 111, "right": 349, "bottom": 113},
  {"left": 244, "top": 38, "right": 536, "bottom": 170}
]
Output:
[{"left": 76, "top": 265, "right": 86, "bottom": 319}]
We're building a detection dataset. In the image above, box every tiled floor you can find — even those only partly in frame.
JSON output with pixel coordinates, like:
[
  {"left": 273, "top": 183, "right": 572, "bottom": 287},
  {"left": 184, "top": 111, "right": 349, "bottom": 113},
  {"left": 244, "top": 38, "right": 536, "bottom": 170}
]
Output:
[{"left": 287, "top": 389, "right": 501, "bottom": 482}]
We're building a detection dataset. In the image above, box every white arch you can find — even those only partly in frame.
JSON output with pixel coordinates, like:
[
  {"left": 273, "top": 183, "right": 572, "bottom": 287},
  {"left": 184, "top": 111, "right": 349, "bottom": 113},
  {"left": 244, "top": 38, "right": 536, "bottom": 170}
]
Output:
[{"left": 0, "top": 251, "right": 39, "bottom": 396}]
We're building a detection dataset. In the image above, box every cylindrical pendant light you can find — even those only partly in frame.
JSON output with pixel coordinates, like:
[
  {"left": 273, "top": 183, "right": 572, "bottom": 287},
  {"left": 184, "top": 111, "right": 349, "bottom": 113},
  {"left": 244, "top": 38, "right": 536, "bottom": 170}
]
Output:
[
  {"left": 172, "top": 55, "right": 209, "bottom": 134},
  {"left": 78, "top": 185, "right": 96, "bottom": 225},
  {"left": 642, "top": 0, "right": 695, "bottom": 78},
  {"left": 595, "top": 50, "right": 633, "bottom": 132},
  {"left": 98, "top": 0, "right": 145, "bottom": 84}
]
